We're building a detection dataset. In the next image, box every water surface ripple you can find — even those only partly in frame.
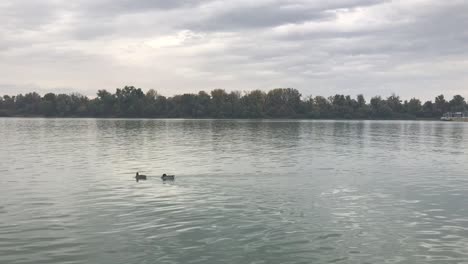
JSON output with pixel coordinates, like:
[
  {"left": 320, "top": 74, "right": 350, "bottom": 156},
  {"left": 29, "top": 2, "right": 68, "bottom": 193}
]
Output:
[{"left": 1, "top": 119, "right": 468, "bottom": 264}]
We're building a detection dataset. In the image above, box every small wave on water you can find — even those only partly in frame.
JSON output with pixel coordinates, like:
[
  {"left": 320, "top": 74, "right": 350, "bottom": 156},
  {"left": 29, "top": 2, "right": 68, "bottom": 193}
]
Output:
[{"left": 1, "top": 119, "right": 468, "bottom": 264}]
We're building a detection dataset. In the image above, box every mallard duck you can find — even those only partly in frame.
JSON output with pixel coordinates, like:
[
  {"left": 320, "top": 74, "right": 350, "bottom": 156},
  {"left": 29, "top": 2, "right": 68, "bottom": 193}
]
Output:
[{"left": 135, "top": 172, "right": 147, "bottom": 182}]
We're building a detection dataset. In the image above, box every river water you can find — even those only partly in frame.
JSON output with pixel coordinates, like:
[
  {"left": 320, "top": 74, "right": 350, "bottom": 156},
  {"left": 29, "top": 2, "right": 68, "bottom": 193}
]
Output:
[{"left": 1, "top": 118, "right": 467, "bottom": 264}]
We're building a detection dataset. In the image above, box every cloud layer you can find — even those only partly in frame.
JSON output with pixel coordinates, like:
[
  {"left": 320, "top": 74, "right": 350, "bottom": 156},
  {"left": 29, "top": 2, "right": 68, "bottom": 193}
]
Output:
[{"left": 1, "top": 0, "right": 467, "bottom": 99}]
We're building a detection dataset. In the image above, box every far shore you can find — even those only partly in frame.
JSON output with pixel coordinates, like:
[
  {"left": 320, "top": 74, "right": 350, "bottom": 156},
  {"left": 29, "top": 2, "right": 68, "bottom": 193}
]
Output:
[
  {"left": 0, "top": 115, "right": 446, "bottom": 122},
  {"left": 1, "top": 87, "right": 466, "bottom": 120}
]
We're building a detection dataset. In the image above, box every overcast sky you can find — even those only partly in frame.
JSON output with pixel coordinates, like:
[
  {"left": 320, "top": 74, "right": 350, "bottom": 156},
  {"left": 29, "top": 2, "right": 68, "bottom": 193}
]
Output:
[{"left": 1, "top": 0, "right": 467, "bottom": 100}]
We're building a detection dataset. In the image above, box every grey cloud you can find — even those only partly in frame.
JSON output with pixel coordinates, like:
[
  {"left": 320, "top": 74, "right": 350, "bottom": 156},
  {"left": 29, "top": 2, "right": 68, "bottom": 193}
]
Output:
[
  {"left": 267, "top": 1, "right": 468, "bottom": 65},
  {"left": 188, "top": 5, "right": 330, "bottom": 31},
  {"left": 80, "top": 0, "right": 205, "bottom": 14},
  {"left": 0, "top": 0, "right": 467, "bottom": 100},
  {"left": 0, "top": 1, "right": 57, "bottom": 34},
  {"left": 186, "top": 0, "right": 389, "bottom": 31}
]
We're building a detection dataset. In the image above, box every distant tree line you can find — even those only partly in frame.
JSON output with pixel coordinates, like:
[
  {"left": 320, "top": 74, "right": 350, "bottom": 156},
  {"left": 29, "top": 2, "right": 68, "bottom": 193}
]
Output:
[{"left": 0, "top": 86, "right": 467, "bottom": 119}]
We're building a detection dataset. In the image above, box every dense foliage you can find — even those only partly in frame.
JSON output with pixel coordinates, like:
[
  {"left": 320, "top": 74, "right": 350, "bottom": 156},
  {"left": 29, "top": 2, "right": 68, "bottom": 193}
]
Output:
[{"left": 0, "top": 86, "right": 466, "bottom": 119}]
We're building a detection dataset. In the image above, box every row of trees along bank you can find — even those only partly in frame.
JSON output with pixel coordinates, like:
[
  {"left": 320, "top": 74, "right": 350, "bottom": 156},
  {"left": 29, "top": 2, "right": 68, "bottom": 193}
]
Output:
[{"left": 1, "top": 86, "right": 466, "bottom": 119}]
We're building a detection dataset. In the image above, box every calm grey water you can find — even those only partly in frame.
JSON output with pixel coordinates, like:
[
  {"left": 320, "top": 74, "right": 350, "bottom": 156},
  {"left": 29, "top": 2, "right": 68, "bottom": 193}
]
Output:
[{"left": 1, "top": 118, "right": 468, "bottom": 264}]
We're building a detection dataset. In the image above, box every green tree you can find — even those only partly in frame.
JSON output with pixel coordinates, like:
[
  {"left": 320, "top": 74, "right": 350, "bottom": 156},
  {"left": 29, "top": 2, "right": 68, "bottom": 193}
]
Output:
[
  {"left": 114, "top": 86, "right": 145, "bottom": 117},
  {"left": 241, "top": 90, "right": 266, "bottom": 118},
  {"left": 422, "top": 101, "right": 434, "bottom": 118},
  {"left": 314, "top": 96, "right": 332, "bottom": 118},
  {"left": 449, "top": 95, "right": 466, "bottom": 112},
  {"left": 15, "top": 92, "right": 41, "bottom": 114},
  {"left": 265, "top": 88, "right": 302, "bottom": 117},
  {"left": 405, "top": 98, "right": 422, "bottom": 117},
  {"left": 40, "top": 93, "right": 57, "bottom": 116},
  {"left": 96, "top": 89, "right": 115, "bottom": 116},
  {"left": 210, "top": 89, "right": 228, "bottom": 117},
  {"left": 434, "top": 94, "right": 448, "bottom": 117},
  {"left": 370, "top": 96, "right": 392, "bottom": 118},
  {"left": 197, "top": 91, "right": 211, "bottom": 117},
  {"left": 386, "top": 94, "right": 403, "bottom": 114}
]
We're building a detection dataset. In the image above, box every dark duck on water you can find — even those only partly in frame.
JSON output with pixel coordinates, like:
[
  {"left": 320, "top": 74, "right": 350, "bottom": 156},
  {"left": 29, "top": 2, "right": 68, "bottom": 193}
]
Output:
[
  {"left": 135, "top": 172, "right": 147, "bottom": 182},
  {"left": 161, "top": 174, "right": 175, "bottom": 181}
]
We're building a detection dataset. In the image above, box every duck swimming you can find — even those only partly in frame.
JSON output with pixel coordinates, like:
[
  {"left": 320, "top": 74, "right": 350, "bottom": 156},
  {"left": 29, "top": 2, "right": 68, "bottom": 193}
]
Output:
[
  {"left": 135, "top": 172, "right": 147, "bottom": 182},
  {"left": 161, "top": 174, "right": 175, "bottom": 181}
]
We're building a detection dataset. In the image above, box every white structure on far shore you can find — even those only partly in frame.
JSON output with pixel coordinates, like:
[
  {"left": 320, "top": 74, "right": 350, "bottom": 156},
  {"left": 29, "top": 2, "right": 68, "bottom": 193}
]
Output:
[{"left": 441, "top": 112, "right": 468, "bottom": 121}]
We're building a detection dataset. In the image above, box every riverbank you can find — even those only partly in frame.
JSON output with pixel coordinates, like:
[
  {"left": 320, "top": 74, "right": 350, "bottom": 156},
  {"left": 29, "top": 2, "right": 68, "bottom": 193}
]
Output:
[
  {"left": 0, "top": 115, "right": 444, "bottom": 121},
  {"left": 1, "top": 87, "right": 466, "bottom": 120}
]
